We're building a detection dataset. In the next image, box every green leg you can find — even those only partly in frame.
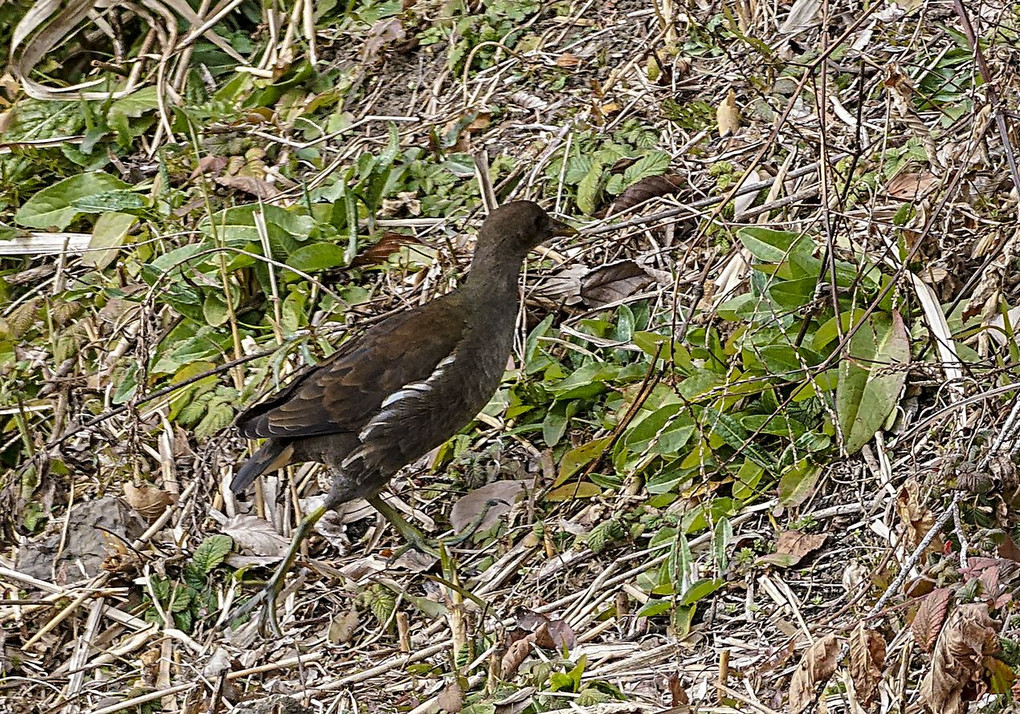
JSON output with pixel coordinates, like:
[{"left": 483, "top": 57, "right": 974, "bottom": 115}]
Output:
[
  {"left": 231, "top": 504, "right": 329, "bottom": 636},
  {"left": 367, "top": 494, "right": 440, "bottom": 559}
]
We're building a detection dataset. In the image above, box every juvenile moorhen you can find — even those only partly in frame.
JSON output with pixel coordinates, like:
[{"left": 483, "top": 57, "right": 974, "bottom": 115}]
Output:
[{"left": 231, "top": 201, "right": 574, "bottom": 632}]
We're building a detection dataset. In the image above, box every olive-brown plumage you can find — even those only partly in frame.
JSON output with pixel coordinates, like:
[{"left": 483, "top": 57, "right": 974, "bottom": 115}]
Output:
[{"left": 230, "top": 201, "right": 573, "bottom": 632}]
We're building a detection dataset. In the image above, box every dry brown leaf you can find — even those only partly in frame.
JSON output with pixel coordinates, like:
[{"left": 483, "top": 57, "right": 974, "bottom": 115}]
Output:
[
  {"left": 896, "top": 478, "right": 938, "bottom": 551},
  {"left": 757, "top": 531, "right": 827, "bottom": 568},
  {"left": 436, "top": 680, "right": 463, "bottom": 712},
  {"left": 913, "top": 587, "right": 952, "bottom": 652},
  {"left": 219, "top": 514, "right": 290, "bottom": 557},
  {"left": 328, "top": 610, "right": 360, "bottom": 644},
  {"left": 886, "top": 171, "right": 938, "bottom": 199},
  {"left": 580, "top": 260, "right": 655, "bottom": 306},
  {"left": 919, "top": 603, "right": 1000, "bottom": 714},
  {"left": 361, "top": 18, "right": 405, "bottom": 63},
  {"left": 668, "top": 673, "right": 690, "bottom": 707},
  {"left": 501, "top": 633, "right": 536, "bottom": 679},
  {"left": 449, "top": 480, "right": 525, "bottom": 535},
  {"left": 608, "top": 174, "right": 684, "bottom": 215},
  {"left": 215, "top": 175, "right": 279, "bottom": 199},
  {"left": 351, "top": 232, "right": 423, "bottom": 268},
  {"left": 716, "top": 89, "right": 740, "bottom": 137},
  {"left": 848, "top": 624, "right": 886, "bottom": 709},
  {"left": 534, "top": 619, "right": 576, "bottom": 650},
  {"left": 788, "top": 633, "right": 840, "bottom": 713},
  {"left": 555, "top": 53, "right": 580, "bottom": 69},
  {"left": 122, "top": 482, "right": 173, "bottom": 523}
]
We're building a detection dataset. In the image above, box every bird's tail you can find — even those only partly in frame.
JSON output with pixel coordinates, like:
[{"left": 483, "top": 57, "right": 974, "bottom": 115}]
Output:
[{"left": 230, "top": 439, "right": 294, "bottom": 494}]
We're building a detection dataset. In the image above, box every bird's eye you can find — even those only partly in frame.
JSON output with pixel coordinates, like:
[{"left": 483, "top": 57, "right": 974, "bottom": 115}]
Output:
[{"left": 534, "top": 215, "right": 545, "bottom": 229}]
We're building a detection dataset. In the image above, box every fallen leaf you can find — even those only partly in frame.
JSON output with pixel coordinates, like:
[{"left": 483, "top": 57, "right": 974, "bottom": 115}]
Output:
[
  {"left": 580, "top": 260, "right": 655, "bottom": 306},
  {"left": 219, "top": 514, "right": 290, "bottom": 557},
  {"left": 328, "top": 610, "right": 360, "bottom": 644},
  {"left": 756, "top": 531, "right": 827, "bottom": 568},
  {"left": 501, "top": 633, "right": 536, "bottom": 679},
  {"left": 897, "top": 478, "right": 939, "bottom": 552},
  {"left": 919, "top": 603, "right": 1000, "bottom": 714},
  {"left": 848, "top": 623, "right": 886, "bottom": 709},
  {"left": 779, "top": 0, "right": 821, "bottom": 33},
  {"left": 555, "top": 53, "right": 581, "bottom": 68},
  {"left": 123, "top": 482, "right": 173, "bottom": 523},
  {"left": 534, "top": 619, "right": 576, "bottom": 650},
  {"left": 449, "top": 480, "right": 526, "bottom": 535},
  {"left": 886, "top": 171, "right": 938, "bottom": 199},
  {"left": 361, "top": 18, "right": 405, "bottom": 63},
  {"left": 608, "top": 174, "right": 684, "bottom": 215},
  {"left": 717, "top": 89, "right": 740, "bottom": 137},
  {"left": 436, "top": 680, "right": 463, "bottom": 712},
  {"left": 215, "top": 175, "right": 279, "bottom": 199},
  {"left": 788, "top": 633, "right": 839, "bottom": 713}
]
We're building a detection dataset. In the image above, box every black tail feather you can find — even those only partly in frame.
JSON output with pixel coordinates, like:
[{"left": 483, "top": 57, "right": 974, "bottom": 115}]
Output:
[{"left": 231, "top": 439, "right": 291, "bottom": 494}]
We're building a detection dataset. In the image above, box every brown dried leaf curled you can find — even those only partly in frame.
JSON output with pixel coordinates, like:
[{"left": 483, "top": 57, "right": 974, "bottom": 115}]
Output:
[
  {"left": 122, "top": 482, "right": 173, "bottom": 523},
  {"left": 788, "top": 633, "right": 840, "bottom": 713},
  {"left": 919, "top": 603, "right": 1000, "bottom": 714},
  {"left": 580, "top": 260, "right": 654, "bottom": 307},
  {"left": 848, "top": 624, "right": 886, "bottom": 709},
  {"left": 608, "top": 174, "right": 684, "bottom": 215}
]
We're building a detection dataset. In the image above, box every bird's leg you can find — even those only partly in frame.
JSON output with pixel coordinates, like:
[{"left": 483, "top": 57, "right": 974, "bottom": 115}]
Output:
[
  {"left": 231, "top": 503, "right": 329, "bottom": 636},
  {"left": 367, "top": 494, "right": 440, "bottom": 559}
]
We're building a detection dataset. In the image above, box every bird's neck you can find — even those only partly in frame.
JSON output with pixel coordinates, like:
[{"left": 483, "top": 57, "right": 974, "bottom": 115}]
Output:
[{"left": 463, "top": 241, "right": 528, "bottom": 307}]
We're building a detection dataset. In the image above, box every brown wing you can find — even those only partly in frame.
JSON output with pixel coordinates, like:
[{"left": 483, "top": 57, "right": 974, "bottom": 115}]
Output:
[{"left": 236, "top": 294, "right": 468, "bottom": 439}]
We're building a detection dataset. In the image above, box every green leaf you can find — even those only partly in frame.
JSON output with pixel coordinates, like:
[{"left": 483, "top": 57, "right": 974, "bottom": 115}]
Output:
[
  {"left": 576, "top": 162, "right": 606, "bottom": 215},
  {"left": 557, "top": 436, "right": 613, "bottom": 486},
  {"left": 15, "top": 172, "right": 130, "bottom": 229},
  {"left": 288, "top": 242, "right": 349, "bottom": 272},
  {"left": 836, "top": 311, "right": 910, "bottom": 454},
  {"left": 543, "top": 405, "right": 568, "bottom": 446},
  {"left": 737, "top": 226, "right": 805, "bottom": 263},
  {"left": 192, "top": 534, "right": 233, "bottom": 574},
  {"left": 679, "top": 578, "right": 724, "bottom": 606},
  {"left": 777, "top": 458, "right": 821, "bottom": 507},
  {"left": 83, "top": 212, "right": 136, "bottom": 270},
  {"left": 620, "top": 151, "right": 672, "bottom": 188},
  {"left": 71, "top": 190, "right": 146, "bottom": 214}
]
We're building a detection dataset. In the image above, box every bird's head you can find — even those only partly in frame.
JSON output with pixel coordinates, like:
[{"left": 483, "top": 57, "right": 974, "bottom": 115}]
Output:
[{"left": 477, "top": 201, "right": 576, "bottom": 257}]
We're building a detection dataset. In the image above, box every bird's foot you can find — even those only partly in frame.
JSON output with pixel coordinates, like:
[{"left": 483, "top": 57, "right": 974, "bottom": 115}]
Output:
[{"left": 227, "top": 565, "right": 289, "bottom": 636}]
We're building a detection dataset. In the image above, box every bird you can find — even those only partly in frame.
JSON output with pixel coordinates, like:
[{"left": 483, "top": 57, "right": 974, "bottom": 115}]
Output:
[{"left": 230, "top": 200, "right": 575, "bottom": 632}]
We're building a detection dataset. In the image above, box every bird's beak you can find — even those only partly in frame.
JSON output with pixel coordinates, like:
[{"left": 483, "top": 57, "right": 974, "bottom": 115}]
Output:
[{"left": 550, "top": 218, "right": 578, "bottom": 237}]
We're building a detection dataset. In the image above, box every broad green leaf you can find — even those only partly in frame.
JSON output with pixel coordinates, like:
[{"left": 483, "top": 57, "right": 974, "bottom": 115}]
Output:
[
  {"left": 836, "top": 311, "right": 910, "bottom": 454},
  {"left": 83, "top": 212, "right": 136, "bottom": 269},
  {"left": 679, "top": 578, "right": 724, "bottom": 606},
  {"left": 288, "top": 242, "right": 348, "bottom": 272},
  {"left": 545, "top": 482, "right": 601, "bottom": 500},
  {"left": 72, "top": 190, "right": 146, "bottom": 214},
  {"left": 737, "top": 226, "right": 805, "bottom": 263},
  {"left": 543, "top": 406, "right": 568, "bottom": 446},
  {"left": 557, "top": 436, "right": 613, "bottom": 486},
  {"left": 777, "top": 458, "right": 821, "bottom": 507},
  {"left": 15, "top": 172, "right": 130, "bottom": 229},
  {"left": 769, "top": 277, "right": 817, "bottom": 309}
]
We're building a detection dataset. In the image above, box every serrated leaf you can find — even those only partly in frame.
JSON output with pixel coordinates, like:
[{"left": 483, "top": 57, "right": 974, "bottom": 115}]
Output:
[
  {"left": 576, "top": 162, "right": 606, "bottom": 215},
  {"left": 192, "top": 534, "right": 233, "bottom": 574},
  {"left": 195, "top": 401, "right": 234, "bottom": 439}
]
